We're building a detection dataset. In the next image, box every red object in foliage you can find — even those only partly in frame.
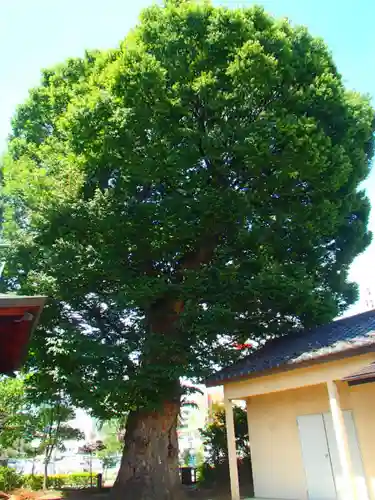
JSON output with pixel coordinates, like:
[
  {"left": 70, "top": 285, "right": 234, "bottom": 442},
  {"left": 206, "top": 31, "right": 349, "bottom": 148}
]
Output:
[
  {"left": 233, "top": 342, "right": 255, "bottom": 350},
  {"left": 0, "top": 296, "right": 46, "bottom": 374}
]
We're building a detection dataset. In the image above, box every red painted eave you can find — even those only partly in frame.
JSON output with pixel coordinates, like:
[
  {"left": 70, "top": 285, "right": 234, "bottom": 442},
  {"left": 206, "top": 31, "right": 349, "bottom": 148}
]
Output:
[{"left": 0, "top": 296, "right": 46, "bottom": 374}]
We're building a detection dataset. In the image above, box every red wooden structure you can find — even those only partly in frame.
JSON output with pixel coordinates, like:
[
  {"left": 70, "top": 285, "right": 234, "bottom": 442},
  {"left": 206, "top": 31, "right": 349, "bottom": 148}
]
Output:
[{"left": 0, "top": 295, "right": 46, "bottom": 375}]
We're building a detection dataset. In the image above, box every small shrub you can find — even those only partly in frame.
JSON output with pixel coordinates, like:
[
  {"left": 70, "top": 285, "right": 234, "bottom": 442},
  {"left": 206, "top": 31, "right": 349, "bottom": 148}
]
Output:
[
  {"left": 196, "top": 462, "right": 216, "bottom": 485},
  {"left": 0, "top": 467, "right": 24, "bottom": 492},
  {"left": 23, "top": 476, "right": 43, "bottom": 491},
  {"left": 47, "top": 476, "right": 65, "bottom": 489},
  {"left": 198, "top": 404, "right": 253, "bottom": 493},
  {"left": 64, "top": 472, "right": 94, "bottom": 488}
]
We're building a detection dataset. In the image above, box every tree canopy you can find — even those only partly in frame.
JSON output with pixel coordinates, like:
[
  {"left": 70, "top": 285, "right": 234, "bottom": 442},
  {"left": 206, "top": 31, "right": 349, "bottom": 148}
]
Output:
[{"left": 0, "top": 1, "right": 374, "bottom": 497}]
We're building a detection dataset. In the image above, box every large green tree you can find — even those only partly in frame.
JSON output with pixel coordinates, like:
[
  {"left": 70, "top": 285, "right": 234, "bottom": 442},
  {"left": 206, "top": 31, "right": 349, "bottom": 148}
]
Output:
[{"left": 1, "top": 1, "right": 374, "bottom": 499}]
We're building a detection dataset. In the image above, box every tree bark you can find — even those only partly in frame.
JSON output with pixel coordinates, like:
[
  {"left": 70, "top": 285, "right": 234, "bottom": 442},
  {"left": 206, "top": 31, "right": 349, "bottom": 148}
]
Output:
[{"left": 111, "top": 401, "right": 185, "bottom": 500}]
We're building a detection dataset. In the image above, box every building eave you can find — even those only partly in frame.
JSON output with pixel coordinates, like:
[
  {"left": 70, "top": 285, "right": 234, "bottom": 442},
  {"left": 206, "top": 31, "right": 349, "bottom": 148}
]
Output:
[{"left": 206, "top": 343, "right": 375, "bottom": 387}]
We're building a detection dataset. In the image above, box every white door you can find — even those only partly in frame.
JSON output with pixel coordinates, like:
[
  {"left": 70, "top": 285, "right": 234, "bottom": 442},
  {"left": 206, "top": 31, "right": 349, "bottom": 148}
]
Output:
[
  {"left": 323, "top": 411, "right": 369, "bottom": 500},
  {"left": 297, "top": 414, "right": 337, "bottom": 500}
]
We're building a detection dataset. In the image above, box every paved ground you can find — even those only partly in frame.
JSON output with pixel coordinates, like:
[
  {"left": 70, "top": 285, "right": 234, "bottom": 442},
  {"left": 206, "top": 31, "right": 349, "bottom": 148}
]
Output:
[
  {"left": 7, "top": 487, "right": 258, "bottom": 500},
  {"left": 63, "top": 489, "right": 234, "bottom": 500}
]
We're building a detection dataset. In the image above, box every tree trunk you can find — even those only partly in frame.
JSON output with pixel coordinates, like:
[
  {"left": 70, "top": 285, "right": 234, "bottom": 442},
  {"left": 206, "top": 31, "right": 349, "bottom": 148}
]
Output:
[
  {"left": 110, "top": 242, "right": 215, "bottom": 500},
  {"left": 111, "top": 401, "right": 185, "bottom": 500}
]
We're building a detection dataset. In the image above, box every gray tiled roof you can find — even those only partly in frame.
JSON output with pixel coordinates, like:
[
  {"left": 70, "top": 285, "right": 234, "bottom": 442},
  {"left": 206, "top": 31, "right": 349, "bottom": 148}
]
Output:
[{"left": 206, "top": 309, "right": 375, "bottom": 386}]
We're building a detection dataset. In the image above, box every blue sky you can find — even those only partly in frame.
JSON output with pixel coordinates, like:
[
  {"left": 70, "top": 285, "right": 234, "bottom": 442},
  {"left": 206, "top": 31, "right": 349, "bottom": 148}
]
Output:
[{"left": 1, "top": 0, "right": 374, "bottom": 315}]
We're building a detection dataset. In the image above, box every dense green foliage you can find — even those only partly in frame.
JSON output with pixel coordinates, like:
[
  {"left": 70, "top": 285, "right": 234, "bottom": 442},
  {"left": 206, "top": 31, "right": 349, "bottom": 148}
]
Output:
[
  {"left": 197, "top": 404, "right": 252, "bottom": 491},
  {"left": 1, "top": 0, "right": 374, "bottom": 420},
  {"left": 0, "top": 466, "right": 24, "bottom": 492},
  {"left": 0, "top": 376, "right": 82, "bottom": 489},
  {"left": 24, "top": 472, "right": 99, "bottom": 490},
  {"left": 0, "top": 378, "right": 32, "bottom": 454},
  {"left": 0, "top": 468, "right": 99, "bottom": 492},
  {"left": 96, "top": 419, "right": 123, "bottom": 473},
  {"left": 200, "top": 405, "right": 249, "bottom": 466}
]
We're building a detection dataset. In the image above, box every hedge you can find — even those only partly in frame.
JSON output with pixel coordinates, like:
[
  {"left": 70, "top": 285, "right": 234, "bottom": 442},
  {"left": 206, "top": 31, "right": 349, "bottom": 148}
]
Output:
[
  {"left": 25, "top": 472, "right": 99, "bottom": 490},
  {"left": 0, "top": 467, "right": 99, "bottom": 492}
]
